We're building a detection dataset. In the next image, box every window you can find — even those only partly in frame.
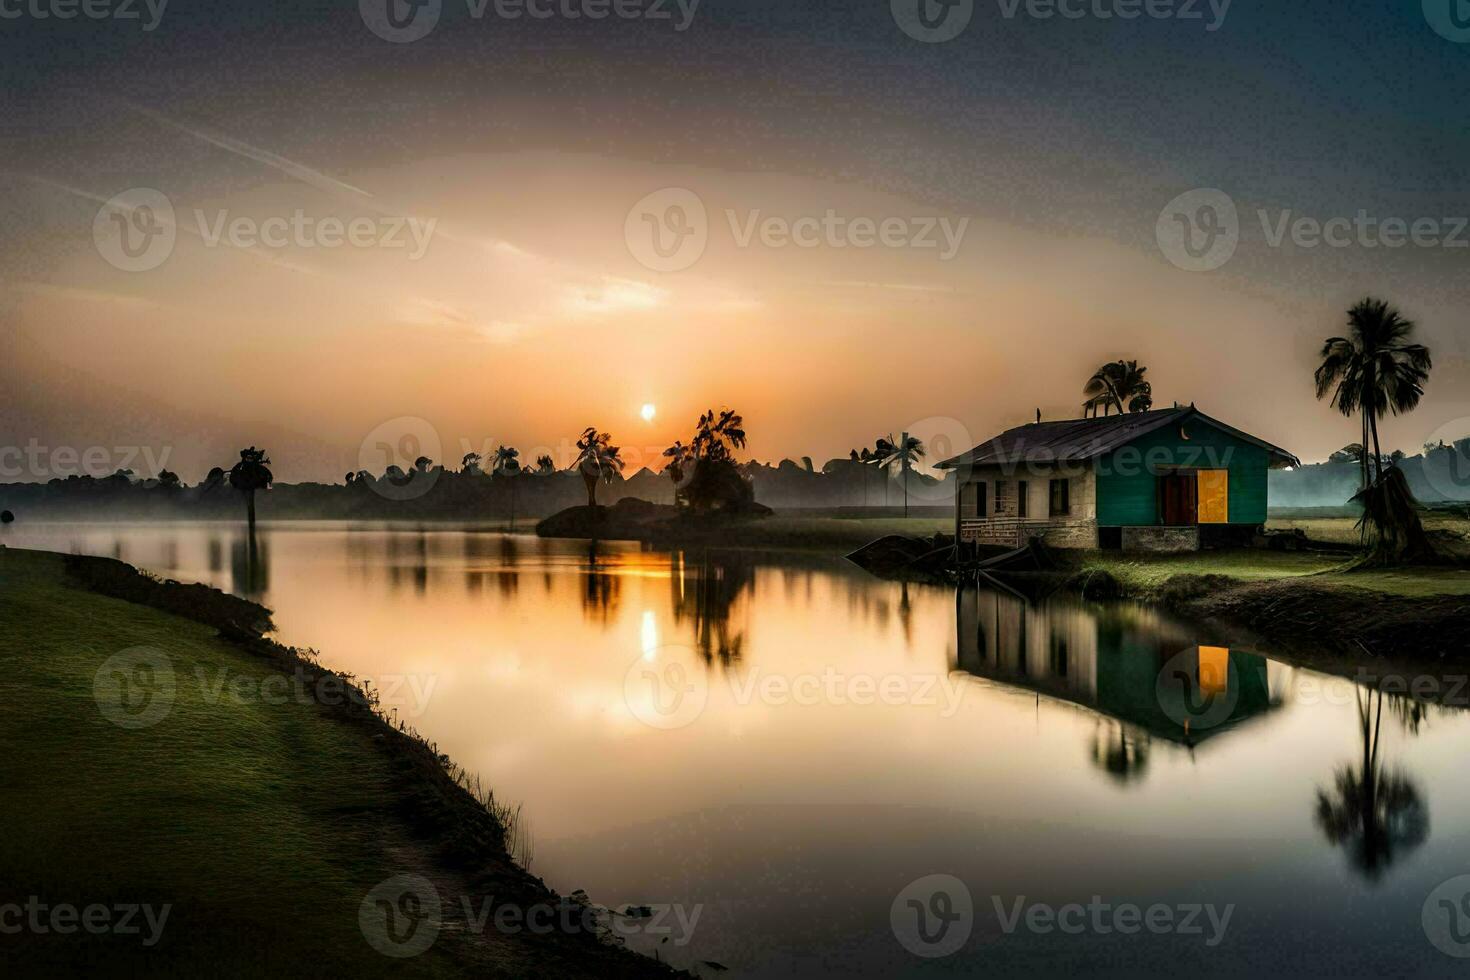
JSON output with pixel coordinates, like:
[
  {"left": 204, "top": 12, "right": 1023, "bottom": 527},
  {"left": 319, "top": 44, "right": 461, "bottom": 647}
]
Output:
[
  {"left": 994, "top": 480, "right": 1008, "bottom": 515},
  {"left": 1049, "top": 478, "right": 1070, "bottom": 516},
  {"left": 1017, "top": 481, "right": 1028, "bottom": 518}
]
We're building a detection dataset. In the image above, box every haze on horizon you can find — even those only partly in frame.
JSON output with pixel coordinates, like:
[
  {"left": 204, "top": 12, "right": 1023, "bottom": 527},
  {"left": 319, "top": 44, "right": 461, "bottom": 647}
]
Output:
[{"left": 3, "top": 1, "right": 1468, "bottom": 483}]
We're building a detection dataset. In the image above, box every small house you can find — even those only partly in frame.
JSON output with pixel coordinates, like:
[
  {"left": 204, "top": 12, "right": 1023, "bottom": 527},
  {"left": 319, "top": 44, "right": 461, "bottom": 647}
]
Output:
[{"left": 935, "top": 406, "right": 1298, "bottom": 551}]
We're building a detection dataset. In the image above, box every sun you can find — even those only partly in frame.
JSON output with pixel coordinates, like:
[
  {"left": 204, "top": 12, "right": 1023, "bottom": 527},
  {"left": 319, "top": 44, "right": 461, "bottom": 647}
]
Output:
[{"left": 640, "top": 403, "right": 657, "bottom": 422}]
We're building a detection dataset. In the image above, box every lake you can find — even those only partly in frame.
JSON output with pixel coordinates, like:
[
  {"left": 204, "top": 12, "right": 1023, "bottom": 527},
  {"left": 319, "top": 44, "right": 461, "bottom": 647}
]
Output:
[{"left": 6, "top": 520, "right": 1469, "bottom": 977}]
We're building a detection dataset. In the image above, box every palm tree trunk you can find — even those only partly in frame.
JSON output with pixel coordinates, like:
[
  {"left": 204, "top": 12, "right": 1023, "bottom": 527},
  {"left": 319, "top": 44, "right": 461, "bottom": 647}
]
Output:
[
  {"left": 584, "top": 471, "right": 597, "bottom": 507},
  {"left": 1368, "top": 410, "right": 1385, "bottom": 482}
]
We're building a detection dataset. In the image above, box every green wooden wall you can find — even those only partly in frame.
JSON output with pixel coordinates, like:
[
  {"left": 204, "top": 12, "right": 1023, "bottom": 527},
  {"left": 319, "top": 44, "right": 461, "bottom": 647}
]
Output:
[{"left": 1093, "top": 419, "right": 1269, "bottom": 526}]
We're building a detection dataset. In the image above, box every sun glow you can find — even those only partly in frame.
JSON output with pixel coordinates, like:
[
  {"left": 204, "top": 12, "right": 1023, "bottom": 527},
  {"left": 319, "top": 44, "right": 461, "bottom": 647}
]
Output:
[{"left": 641, "top": 403, "right": 657, "bottom": 422}]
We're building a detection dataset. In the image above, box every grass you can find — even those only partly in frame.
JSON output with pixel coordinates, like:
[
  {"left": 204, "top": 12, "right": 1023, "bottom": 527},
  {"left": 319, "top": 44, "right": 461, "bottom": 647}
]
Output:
[
  {"left": 0, "top": 548, "right": 663, "bottom": 978},
  {"left": 1268, "top": 512, "right": 1470, "bottom": 545},
  {"left": 1074, "top": 547, "right": 1470, "bottom": 598}
]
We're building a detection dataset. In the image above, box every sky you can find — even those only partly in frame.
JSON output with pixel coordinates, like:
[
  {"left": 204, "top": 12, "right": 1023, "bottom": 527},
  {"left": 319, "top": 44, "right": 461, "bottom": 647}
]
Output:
[{"left": 2, "top": 0, "right": 1468, "bottom": 482}]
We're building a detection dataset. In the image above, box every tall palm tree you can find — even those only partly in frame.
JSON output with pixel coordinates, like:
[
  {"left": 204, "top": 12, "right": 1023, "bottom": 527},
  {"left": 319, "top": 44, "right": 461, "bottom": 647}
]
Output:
[
  {"left": 228, "top": 447, "right": 273, "bottom": 532},
  {"left": 574, "top": 427, "right": 625, "bottom": 506},
  {"left": 1315, "top": 298, "right": 1432, "bottom": 487},
  {"left": 876, "top": 432, "right": 926, "bottom": 517},
  {"left": 1083, "top": 360, "right": 1152, "bottom": 416}
]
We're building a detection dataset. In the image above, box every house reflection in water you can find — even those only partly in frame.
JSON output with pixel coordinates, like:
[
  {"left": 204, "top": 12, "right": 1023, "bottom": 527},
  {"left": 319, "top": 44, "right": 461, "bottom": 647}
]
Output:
[{"left": 953, "top": 587, "right": 1283, "bottom": 778}]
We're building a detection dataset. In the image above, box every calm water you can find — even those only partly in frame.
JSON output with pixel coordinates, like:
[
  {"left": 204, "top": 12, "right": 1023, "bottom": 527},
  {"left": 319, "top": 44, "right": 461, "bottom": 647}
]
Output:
[{"left": 7, "top": 520, "right": 1470, "bottom": 977}]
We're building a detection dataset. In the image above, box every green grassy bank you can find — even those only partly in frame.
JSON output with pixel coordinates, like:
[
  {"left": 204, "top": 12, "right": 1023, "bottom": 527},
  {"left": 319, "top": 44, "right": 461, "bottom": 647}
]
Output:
[{"left": 0, "top": 547, "right": 672, "bottom": 978}]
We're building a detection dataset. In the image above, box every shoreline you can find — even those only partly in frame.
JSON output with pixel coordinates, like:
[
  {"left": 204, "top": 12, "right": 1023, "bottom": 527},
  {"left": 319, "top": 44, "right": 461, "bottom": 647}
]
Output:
[{"left": 2, "top": 545, "right": 681, "bottom": 978}]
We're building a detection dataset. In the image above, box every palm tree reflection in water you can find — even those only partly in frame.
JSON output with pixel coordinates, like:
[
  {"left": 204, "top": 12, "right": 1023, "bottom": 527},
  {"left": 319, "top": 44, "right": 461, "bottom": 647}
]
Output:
[
  {"left": 1314, "top": 687, "right": 1429, "bottom": 882},
  {"left": 669, "top": 550, "right": 753, "bottom": 667}
]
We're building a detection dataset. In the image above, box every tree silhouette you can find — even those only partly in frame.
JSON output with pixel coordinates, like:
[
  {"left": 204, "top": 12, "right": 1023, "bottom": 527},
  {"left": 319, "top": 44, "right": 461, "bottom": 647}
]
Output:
[
  {"left": 875, "top": 433, "right": 926, "bottom": 517},
  {"left": 574, "top": 428, "right": 625, "bottom": 506},
  {"left": 1083, "top": 360, "right": 1151, "bottom": 416},
  {"left": 533, "top": 454, "right": 556, "bottom": 475},
  {"left": 1315, "top": 298, "right": 1432, "bottom": 487},
  {"left": 228, "top": 447, "right": 273, "bottom": 531},
  {"left": 662, "top": 440, "right": 695, "bottom": 505}
]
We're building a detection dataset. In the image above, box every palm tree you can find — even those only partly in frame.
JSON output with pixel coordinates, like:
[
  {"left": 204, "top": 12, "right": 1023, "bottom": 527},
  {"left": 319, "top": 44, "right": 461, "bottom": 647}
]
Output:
[
  {"left": 462, "top": 452, "right": 483, "bottom": 475},
  {"left": 574, "top": 427, "right": 625, "bottom": 506},
  {"left": 662, "top": 440, "right": 695, "bottom": 505},
  {"left": 1083, "top": 360, "right": 1152, "bottom": 416},
  {"left": 693, "top": 408, "right": 746, "bottom": 461},
  {"left": 876, "top": 432, "right": 926, "bottom": 517},
  {"left": 1315, "top": 298, "right": 1432, "bottom": 487},
  {"left": 227, "top": 447, "right": 273, "bottom": 532},
  {"left": 490, "top": 445, "right": 520, "bottom": 474},
  {"left": 533, "top": 454, "right": 556, "bottom": 475}
]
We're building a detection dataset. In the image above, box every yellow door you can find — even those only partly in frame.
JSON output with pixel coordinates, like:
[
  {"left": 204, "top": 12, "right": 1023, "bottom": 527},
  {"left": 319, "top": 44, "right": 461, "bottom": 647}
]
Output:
[{"left": 1196, "top": 469, "right": 1229, "bottom": 524}]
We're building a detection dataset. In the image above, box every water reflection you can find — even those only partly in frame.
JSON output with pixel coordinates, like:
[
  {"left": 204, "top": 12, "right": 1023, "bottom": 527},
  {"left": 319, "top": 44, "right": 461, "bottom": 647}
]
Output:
[
  {"left": 953, "top": 587, "right": 1282, "bottom": 755},
  {"left": 11, "top": 522, "right": 1470, "bottom": 975},
  {"left": 229, "top": 529, "right": 268, "bottom": 598},
  {"left": 669, "top": 550, "right": 753, "bottom": 666},
  {"left": 1313, "top": 687, "right": 1429, "bottom": 882}
]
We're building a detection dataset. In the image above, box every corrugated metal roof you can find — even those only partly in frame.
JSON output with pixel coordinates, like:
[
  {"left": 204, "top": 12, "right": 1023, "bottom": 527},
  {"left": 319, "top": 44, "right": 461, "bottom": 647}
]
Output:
[{"left": 935, "top": 407, "right": 1298, "bottom": 469}]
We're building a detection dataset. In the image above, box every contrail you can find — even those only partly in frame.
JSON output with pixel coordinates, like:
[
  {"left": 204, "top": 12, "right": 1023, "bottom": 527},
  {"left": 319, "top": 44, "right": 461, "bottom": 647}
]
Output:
[{"left": 124, "top": 102, "right": 376, "bottom": 201}]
